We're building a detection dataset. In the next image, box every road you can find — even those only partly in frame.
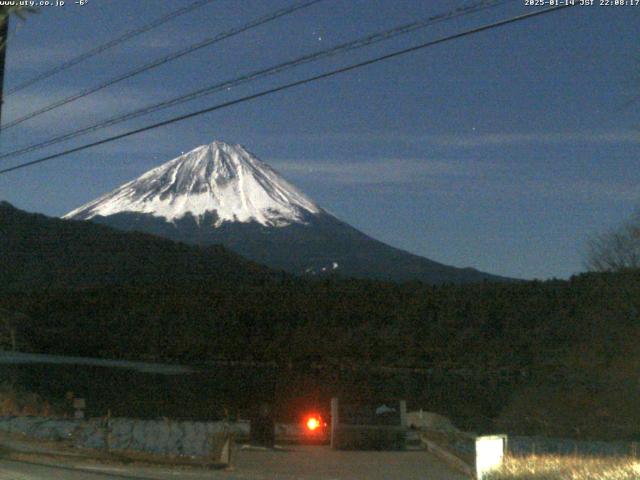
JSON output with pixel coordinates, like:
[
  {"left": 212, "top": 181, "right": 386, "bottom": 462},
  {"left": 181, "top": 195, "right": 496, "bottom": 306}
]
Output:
[
  {"left": 0, "top": 445, "right": 468, "bottom": 480},
  {"left": 0, "top": 457, "right": 216, "bottom": 480}
]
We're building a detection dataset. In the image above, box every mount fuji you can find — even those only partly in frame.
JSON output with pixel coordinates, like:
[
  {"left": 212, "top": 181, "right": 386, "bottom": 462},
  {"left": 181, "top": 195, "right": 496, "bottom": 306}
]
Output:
[{"left": 64, "top": 141, "right": 506, "bottom": 284}]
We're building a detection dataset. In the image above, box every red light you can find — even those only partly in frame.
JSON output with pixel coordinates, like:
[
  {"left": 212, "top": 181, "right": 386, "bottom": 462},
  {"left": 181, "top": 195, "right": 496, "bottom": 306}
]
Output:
[{"left": 306, "top": 416, "right": 321, "bottom": 431}]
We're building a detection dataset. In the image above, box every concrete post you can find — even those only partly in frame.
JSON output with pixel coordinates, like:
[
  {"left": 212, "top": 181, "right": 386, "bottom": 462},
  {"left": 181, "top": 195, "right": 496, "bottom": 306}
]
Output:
[
  {"left": 330, "top": 397, "right": 339, "bottom": 449},
  {"left": 73, "top": 398, "right": 86, "bottom": 420},
  {"left": 104, "top": 409, "right": 112, "bottom": 452},
  {"left": 399, "top": 400, "right": 407, "bottom": 428}
]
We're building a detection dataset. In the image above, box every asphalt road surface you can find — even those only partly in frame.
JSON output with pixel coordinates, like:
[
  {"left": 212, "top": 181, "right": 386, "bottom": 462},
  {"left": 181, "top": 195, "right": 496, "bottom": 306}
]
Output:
[
  {"left": 0, "top": 458, "right": 209, "bottom": 480},
  {"left": 0, "top": 445, "right": 467, "bottom": 479}
]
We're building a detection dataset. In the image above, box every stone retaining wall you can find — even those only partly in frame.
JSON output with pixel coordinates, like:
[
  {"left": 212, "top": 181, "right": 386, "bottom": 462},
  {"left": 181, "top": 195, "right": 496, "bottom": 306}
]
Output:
[{"left": 0, "top": 416, "right": 250, "bottom": 458}]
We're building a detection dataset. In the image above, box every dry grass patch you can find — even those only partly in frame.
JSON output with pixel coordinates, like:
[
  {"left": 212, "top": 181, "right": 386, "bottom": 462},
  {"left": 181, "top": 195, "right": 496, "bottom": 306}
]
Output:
[
  {"left": 485, "top": 454, "right": 640, "bottom": 480},
  {"left": 0, "top": 382, "right": 62, "bottom": 417}
]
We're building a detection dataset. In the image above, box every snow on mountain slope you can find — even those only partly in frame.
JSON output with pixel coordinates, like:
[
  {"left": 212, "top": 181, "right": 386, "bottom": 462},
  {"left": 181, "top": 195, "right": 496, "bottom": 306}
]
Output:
[{"left": 64, "top": 141, "right": 321, "bottom": 227}]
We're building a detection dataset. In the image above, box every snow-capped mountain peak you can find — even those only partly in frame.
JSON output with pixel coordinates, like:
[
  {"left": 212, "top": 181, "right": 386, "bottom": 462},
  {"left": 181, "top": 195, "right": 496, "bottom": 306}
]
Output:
[{"left": 64, "top": 141, "right": 321, "bottom": 227}]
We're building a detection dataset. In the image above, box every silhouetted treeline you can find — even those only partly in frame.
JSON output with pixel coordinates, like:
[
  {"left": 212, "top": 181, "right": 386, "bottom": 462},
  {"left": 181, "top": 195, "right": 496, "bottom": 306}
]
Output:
[{"left": 2, "top": 202, "right": 640, "bottom": 439}]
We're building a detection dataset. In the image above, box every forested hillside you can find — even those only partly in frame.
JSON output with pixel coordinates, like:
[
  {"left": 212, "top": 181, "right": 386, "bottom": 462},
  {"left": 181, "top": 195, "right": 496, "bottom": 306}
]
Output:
[{"left": 2, "top": 202, "right": 639, "bottom": 439}]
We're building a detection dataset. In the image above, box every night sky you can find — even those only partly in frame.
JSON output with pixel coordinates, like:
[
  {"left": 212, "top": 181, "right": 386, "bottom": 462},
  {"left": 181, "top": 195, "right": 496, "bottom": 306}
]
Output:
[{"left": 1, "top": 0, "right": 638, "bottom": 280}]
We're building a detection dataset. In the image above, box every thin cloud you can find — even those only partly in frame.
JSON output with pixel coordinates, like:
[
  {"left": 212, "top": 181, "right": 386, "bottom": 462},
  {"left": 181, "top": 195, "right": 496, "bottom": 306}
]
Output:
[
  {"left": 1, "top": 86, "right": 166, "bottom": 133},
  {"left": 522, "top": 178, "right": 639, "bottom": 203},
  {"left": 270, "top": 158, "right": 483, "bottom": 185},
  {"left": 258, "top": 130, "right": 640, "bottom": 148},
  {"left": 426, "top": 131, "right": 640, "bottom": 148},
  {"left": 270, "top": 157, "right": 638, "bottom": 203},
  {"left": 6, "top": 43, "right": 79, "bottom": 72}
]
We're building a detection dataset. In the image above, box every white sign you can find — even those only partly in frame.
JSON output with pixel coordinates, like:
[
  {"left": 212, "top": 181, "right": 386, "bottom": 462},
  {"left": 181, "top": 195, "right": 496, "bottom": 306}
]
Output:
[{"left": 475, "top": 435, "right": 506, "bottom": 479}]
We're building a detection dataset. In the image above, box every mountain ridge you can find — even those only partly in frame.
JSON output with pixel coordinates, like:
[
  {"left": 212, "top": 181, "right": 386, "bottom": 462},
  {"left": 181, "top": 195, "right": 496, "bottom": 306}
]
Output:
[
  {"left": 64, "top": 140, "right": 511, "bottom": 284},
  {"left": 0, "top": 201, "right": 277, "bottom": 291}
]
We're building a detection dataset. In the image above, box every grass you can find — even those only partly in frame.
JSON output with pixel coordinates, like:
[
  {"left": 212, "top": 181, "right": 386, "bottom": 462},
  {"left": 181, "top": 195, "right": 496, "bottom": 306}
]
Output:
[
  {"left": 484, "top": 454, "right": 640, "bottom": 480},
  {"left": 0, "top": 382, "right": 65, "bottom": 417}
]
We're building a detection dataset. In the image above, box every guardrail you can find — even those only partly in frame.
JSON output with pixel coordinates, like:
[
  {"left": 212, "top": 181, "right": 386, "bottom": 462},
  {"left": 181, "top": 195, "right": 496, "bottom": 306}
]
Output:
[{"left": 420, "top": 429, "right": 506, "bottom": 479}]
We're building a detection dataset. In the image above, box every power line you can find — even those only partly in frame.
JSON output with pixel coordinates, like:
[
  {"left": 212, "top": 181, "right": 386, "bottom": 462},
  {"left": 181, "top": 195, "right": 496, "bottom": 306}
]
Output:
[
  {"left": 0, "top": 5, "right": 574, "bottom": 177},
  {"left": 6, "top": 0, "right": 217, "bottom": 96},
  {"left": 0, "top": 0, "right": 325, "bottom": 130},
  {"left": 0, "top": 0, "right": 512, "bottom": 161}
]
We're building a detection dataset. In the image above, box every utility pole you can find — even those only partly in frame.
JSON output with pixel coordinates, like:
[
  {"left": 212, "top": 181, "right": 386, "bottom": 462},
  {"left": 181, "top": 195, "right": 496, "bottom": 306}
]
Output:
[{"left": 0, "top": 11, "right": 8, "bottom": 126}]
